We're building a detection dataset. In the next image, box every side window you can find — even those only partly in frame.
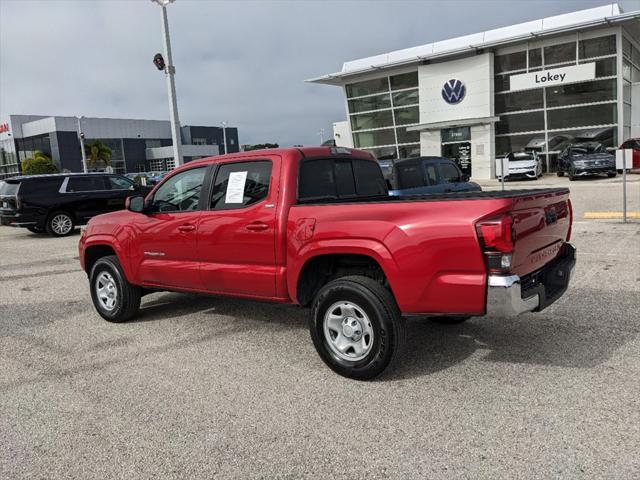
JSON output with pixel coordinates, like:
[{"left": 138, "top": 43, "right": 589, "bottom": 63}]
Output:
[
  {"left": 210, "top": 161, "right": 272, "bottom": 210},
  {"left": 108, "top": 175, "right": 135, "bottom": 190},
  {"left": 439, "top": 163, "right": 461, "bottom": 183},
  {"left": 150, "top": 167, "right": 206, "bottom": 212},
  {"left": 66, "top": 176, "right": 107, "bottom": 192},
  {"left": 425, "top": 164, "right": 438, "bottom": 185},
  {"left": 352, "top": 159, "right": 386, "bottom": 196}
]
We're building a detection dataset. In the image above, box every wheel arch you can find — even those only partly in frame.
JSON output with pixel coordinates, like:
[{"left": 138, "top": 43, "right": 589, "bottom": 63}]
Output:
[
  {"left": 292, "top": 241, "right": 400, "bottom": 307},
  {"left": 83, "top": 236, "right": 132, "bottom": 281}
]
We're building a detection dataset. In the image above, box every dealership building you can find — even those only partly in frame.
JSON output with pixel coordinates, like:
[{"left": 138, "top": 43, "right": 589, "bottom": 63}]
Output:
[
  {"left": 309, "top": 3, "right": 640, "bottom": 179},
  {"left": 0, "top": 115, "right": 239, "bottom": 179}
]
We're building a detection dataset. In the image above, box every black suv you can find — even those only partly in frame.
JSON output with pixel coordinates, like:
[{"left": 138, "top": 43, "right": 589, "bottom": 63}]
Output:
[
  {"left": 557, "top": 142, "right": 617, "bottom": 180},
  {"left": 0, "top": 173, "right": 147, "bottom": 236}
]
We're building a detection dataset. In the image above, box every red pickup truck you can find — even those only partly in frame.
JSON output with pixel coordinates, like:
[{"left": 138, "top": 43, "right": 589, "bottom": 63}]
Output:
[{"left": 79, "top": 147, "right": 576, "bottom": 379}]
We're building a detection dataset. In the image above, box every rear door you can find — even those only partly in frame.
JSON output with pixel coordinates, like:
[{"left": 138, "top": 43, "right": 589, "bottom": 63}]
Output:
[
  {"left": 63, "top": 175, "right": 109, "bottom": 221},
  {"left": 197, "top": 158, "right": 278, "bottom": 297}
]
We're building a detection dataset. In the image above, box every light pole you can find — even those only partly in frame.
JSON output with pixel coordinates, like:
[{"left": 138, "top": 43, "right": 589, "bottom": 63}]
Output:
[
  {"left": 151, "top": 0, "right": 183, "bottom": 168},
  {"left": 221, "top": 121, "right": 228, "bottom": 155},
  {"left": 318, "top": 128, "right": 325, "bottom": 145},
  {"left": 76, "top": 116, "right": 88, "bottom": 173}
]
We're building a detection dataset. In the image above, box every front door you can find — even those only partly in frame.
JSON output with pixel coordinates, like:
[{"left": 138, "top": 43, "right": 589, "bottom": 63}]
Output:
[
  {"left": 197, "top": 159, "right": 278, "bottom": 298},
  {"left": 442, "top": 142, "right": 472, "bottom": 177},
  {"left": 131, "top": 166, "right": 208, "bottom": 290}
]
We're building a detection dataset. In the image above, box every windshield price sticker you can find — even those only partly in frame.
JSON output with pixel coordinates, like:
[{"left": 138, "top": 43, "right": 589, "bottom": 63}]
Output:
[{"left": 225, "top": 171, "right": 248, "bottom": 204}]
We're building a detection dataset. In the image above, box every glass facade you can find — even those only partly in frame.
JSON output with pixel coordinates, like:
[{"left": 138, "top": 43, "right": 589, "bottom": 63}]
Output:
[
  {"left": 0, "top": 138, "right": 19, "bottom": 179},
  {"left": 494, "top": 33, "right": 620, "bottom": 171},
  {"left": 346, "top": 71, "right": 420, "bottom": 160},
  {"left": 622, "top": 35, "right": 639, "bottom": 142}
]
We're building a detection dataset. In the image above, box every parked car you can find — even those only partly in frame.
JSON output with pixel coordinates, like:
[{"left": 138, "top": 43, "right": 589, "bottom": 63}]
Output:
[
  {"left": 619, "top": 138, "right": 640, "bottom": 169},
  {"left": 388, "top": 157, "right": 481, "bottom": 196},
  {"left": 79, "top": 146, "right": 576, "bottom": 380},
  {"left": 557, "top": 142, "right": 617, "bottom": 180},
  {"left": 0, "top": 172, "right": 149, "bottom": 236},
  {"left": 496, "top": 151, "right": 543, "bottom": 180}
]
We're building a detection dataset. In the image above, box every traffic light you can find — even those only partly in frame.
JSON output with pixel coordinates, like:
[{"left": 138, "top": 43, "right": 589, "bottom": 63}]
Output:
[{"left": 153, "top": 53, "right": 166, "bottom": 71}]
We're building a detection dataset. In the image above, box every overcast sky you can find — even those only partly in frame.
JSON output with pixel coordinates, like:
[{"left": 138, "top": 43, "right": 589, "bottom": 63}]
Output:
[{"left": 0, "top": 0, "right": 636, "bottom": 146}]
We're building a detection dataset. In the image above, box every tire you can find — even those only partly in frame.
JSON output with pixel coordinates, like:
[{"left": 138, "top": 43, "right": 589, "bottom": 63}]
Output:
[
  {"left": 309, "top": 275, "right": 405, "bottom": 380},
  {"left": 557, "top": 171, "right": 564, "bottom": 177},
  {"left": 568, "top": 169, "right": 575, "bottom": 181},
  {"left": 46, "top": 211, "right": 75, "bottom": 237},
  {"left": 90, "top": 255, "right": 141, "bottom": 323},
  {"left": 429, "top": 316, "right": 471, "bottom": 324},
  {"left": 607, "top": 172, "right": 617, "bottom": 178},
  {"left": 27, "top": 226, "right": 45, "bottom": 234}
]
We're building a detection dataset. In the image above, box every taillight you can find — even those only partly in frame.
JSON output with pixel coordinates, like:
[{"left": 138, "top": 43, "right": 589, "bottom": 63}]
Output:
[
  {"left": 15, "top": 195, "right": 21, "bottom": 211},
  {"left": 566, "top": 199, "right": 573, "bottom": 241},
  {"left": 476, "top": 214, "right": 515, "bottom": 273}
]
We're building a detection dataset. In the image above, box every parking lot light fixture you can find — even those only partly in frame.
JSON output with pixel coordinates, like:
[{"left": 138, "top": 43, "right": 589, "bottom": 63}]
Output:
[
  {"left": 76, "top": 116, "right": 88, "bottom": 173},
  {"left": 221, "top": 121, "right": 228, "bottom": 155},
  {"left": 150, "top": 0, "right": 183, "bottom": 168}
]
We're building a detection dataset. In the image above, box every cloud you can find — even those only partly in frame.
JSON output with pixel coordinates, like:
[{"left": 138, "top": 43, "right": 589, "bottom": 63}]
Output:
[{"left": 0, "top": 0, "right": 626, "bottom": 146}]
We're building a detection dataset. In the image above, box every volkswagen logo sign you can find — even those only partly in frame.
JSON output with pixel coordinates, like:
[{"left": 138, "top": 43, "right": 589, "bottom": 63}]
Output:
[{"left": 441, "top": 79, "right": 466, "bottom": 105}]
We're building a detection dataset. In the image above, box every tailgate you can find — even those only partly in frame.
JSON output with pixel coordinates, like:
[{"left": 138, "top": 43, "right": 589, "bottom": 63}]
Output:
[{"left": 510, "top": 189, "right": 571, "bottom": 277}]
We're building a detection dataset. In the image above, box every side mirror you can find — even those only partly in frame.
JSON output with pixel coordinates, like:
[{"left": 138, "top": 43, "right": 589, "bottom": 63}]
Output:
[
  {"left": 461, "top": 174, "right": 470, "bottom": 182},
  {"left": 126, "top": 195, "right": 145, "bottom": 213}
]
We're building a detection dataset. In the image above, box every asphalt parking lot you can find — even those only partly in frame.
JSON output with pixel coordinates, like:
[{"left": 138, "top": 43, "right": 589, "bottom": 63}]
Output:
[{"left": 1, "top": 177, "right": 639, "bottom": 479}]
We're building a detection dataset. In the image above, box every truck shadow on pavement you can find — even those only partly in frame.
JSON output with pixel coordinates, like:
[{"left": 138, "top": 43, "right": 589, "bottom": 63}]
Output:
[{"left": 134, "top": 288, "right": 637, "bottom": 381}]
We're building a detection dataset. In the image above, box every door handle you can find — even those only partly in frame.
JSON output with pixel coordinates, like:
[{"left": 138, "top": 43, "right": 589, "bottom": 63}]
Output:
[
  {"left": 177, "top": 224, "right": 196, "bottom": 232},
  {"left": 246, "top": 222, "right": 269, "bottom": 231}
]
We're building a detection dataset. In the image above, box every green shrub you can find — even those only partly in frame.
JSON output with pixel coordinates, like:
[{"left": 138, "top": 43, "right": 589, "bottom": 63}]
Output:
[{"left": 21, "top": 151, "right": 58, "bottom": 175}]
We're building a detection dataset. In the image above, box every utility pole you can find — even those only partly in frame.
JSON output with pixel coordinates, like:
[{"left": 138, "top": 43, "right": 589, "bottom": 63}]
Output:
[
  {"left": 151, "top": 0, "right": 183, "bottom": 168},
  {"left": 221, "top": 121, "right": 228, "bottom": 155},
  {"left": 76, "top": 116, "right": 88, "bottom": 173}
]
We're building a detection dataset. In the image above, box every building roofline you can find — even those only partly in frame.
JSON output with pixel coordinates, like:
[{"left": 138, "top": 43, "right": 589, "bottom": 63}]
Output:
[{"left": 306, "top": 4, "right": 639, "bottom": 85}]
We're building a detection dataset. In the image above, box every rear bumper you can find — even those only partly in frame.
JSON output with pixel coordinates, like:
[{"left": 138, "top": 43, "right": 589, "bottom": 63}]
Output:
[
  {"left": 486, "top": 243, "right": 576, "bottom": 317},
  {"left": 1, "top": 211, "right": 41, "bottom": 228}
]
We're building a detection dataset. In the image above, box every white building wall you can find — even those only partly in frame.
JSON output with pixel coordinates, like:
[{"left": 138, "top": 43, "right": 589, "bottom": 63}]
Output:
[
  {"left": 418, "top": 53, "right": 494, "bottom": 124},
  {"left": 418, "top": 53, "right": 495, "bottom": 179},
  {"left": 332, "top": 121, "right": 353, "bottom": 147}
]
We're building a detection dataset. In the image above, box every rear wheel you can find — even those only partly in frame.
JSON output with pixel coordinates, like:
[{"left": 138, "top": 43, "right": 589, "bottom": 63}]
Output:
[
  {"left": 309, "top": 275, "right": 405, "bottom": 380},
  {"left": 90, "top": 255, "right": 141, "bottom": 323},
  {"left": 607, "top": 171, "right": 617, "bottom": 178},
  {"left": 557, "top": 171, "right": 564, "bottom": 177},
  {"left": 46, "top": 211, "right": 74, "bottom": 236}
]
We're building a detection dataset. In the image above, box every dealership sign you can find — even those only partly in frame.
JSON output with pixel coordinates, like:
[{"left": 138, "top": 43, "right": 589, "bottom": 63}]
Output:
[
  {"left": 509, "top": 63, "right": 595, "bottom": 91},
  {"left": 441, "top": 79, "right": 466, "bottom": 104}
]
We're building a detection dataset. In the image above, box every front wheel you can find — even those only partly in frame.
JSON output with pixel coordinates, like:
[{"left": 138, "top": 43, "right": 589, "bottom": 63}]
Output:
[
  {"left": 557, "top": 171, "right": 564, "bottom": 177},
  {"left": 309, "top": 275, "right": 405, "bottom": 380},
  {"left": 90, "top": 255, "right": 141, "bottom": 323},
  {"left": 607, "top": 171, "right": 617, "bottom": 178}
]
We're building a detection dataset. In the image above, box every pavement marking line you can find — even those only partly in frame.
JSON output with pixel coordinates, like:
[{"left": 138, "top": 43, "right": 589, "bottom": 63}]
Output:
[{"left": 584, "top": 212, "right": 640, "bottom": 219}]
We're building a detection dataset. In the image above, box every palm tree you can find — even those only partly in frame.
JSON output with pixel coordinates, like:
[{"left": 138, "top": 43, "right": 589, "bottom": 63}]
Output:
[{"left": 84, "top": 140, "right": 112, "bottom": 170}]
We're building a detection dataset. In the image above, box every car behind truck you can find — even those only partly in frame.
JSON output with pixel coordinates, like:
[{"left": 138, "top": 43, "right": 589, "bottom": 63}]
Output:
[{"left": 79, "top": 147, "right": 576, "bottom": 380}]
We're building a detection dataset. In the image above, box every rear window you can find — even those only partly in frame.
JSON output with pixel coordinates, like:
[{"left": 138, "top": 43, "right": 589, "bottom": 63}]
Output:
[
  {"left": 18, "top": 177, "right": 64, "bottom": 195},
  {"left": 396, "top": 164, "right": 424, "bottom": 189},
  {"left": 66, "top": 176, "right": 107, "bottom": 192},
  {"left": 298, "top": 158, "right": 386, "bottom": 202},
  {"left": 0, "top": 181, "right": 19, "bottom": 196}
]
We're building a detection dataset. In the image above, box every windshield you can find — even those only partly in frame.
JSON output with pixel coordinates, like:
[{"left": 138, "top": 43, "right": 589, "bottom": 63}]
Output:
[
  {"left": 510, "top": 153, "right": 534, "bottom": 161},
  {"left": 570, "top": 144, "right": 603, "bottom": 155},
  {"left": 0, "top": 181, "right": 19, "bottom": 196}
]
